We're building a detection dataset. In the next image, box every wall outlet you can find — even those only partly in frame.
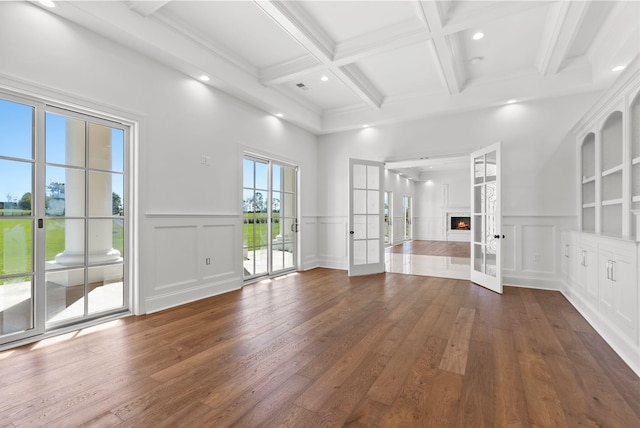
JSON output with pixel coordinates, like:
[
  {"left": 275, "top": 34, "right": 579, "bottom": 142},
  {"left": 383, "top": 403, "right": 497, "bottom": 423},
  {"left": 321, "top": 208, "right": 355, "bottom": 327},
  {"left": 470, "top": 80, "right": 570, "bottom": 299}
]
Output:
[{"left": 205, "top": 257, "right": 211, "bottom": 265}]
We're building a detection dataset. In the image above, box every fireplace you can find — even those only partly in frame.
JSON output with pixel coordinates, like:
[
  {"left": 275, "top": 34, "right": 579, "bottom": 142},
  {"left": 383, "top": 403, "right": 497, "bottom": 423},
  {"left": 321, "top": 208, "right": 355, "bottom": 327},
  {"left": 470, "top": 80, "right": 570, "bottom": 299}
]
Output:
[{"left": 450, "top": 216, "right": 471, "bottom": 230}]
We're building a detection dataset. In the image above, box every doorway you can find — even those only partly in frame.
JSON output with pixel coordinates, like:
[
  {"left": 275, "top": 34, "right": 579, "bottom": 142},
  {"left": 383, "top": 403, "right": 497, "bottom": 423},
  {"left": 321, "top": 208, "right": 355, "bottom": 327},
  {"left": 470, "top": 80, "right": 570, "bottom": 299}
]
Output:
[
  {"left": 403, "top": 194, "right": 412, "bottom": 241},
  {"left": 1, "top": 94, "right": 129, "bottom": 346},
  {"left": 384, "top": 191, "right": 392, "bottom": 246},
  {"left": 242, "top": 155, "right": 298, "bottom": 281}
]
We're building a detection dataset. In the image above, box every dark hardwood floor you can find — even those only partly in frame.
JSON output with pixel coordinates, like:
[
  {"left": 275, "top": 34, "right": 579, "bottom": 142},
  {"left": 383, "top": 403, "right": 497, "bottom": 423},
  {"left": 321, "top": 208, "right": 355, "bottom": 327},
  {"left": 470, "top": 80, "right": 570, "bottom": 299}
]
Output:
[
  {"left": 388, "top": 240, "right": 470, "bottom": 258},
  {"left": 1, "top": 268, "right": 638, "bottom": 427}
]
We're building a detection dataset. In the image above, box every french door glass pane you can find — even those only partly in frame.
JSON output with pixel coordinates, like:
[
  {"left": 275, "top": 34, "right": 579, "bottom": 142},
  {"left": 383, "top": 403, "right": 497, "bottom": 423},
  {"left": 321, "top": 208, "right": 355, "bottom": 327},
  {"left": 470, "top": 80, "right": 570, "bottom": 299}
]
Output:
[
  {"left": 0, "top": 99, "right": 33, "bottom": 159},
  {"left": 45, "top": 112, "right": 85, "bottom": 167},
  {"left": 88, "top": 264, "right": 124, "bottom": 314},
  {"left": 1, "top": 276, "right": 33, "bottom": 334},
  {"left": 89, "top": 123, "right": 123, "bottom": 172},
  {"left": 88, "top": 171, "right": 124, "bottom": 216},
  {"left": 46, "top": 166, "right": 85, "bottom": 217},
  {"left": 255, "top": 162, "right": 268, "bottom": 190},
  {"left": 1, "top": 219, "right": 33, "bottom": 274},
  {"left": 0, "top": 160, "right": 33, "bottom": 217},
  {"left": 45, "top": 219, "right": 84, "bottom": 268},
  {"left": 88, "top": 219, "right": 123, "bottom": 264},
  {"left": 46, "top": 268, "right": 84, "bottom": 323}
]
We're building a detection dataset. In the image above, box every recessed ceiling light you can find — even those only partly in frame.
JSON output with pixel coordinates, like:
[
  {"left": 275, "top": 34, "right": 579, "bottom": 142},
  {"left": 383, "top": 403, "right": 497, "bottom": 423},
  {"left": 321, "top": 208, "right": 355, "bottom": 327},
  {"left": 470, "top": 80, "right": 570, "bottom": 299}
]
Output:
[
  {"left": 470, "top": 56, "right": 483, "bottom": 65},
  {"left": 611, "top": 65, "right": 626, "bottom": 72},
  {"left": 320, "top": 75, "right": 329, "bottom": 82},
  {"left": 362, "top": 124, "right": 369, "bottom": 128},
  {"left": 472, "top": 32, "right": 484, "bottom": 41},
  {"left": 38, "top": 0, "right": 56, "bottom": 7},
  {"left": 275, "top": 113, "right": 284, "bottom": 118},
  {"left": 506, "top": 99, "right": 517, "bottom": 104},
  {"left": 199, "top": 75, "right": 210, "bottom": 82}
]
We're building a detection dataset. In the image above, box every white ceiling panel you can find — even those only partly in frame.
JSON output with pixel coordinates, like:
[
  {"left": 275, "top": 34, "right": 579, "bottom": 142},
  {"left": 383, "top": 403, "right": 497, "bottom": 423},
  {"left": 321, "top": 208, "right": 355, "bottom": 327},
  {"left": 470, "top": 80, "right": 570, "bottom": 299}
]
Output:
[
  {"left": 298, "top": 0, "right": 421, "bottom": 43},
  {"left": 278, "top": 70, "right": 365, "bottom": 110},
  {"left": 161, "top": 1, "right": 307, "bottom": 70},
  {"left": 356, "top": 42, "right": 445, "bottom": 97},
  {"left": 463, "top": 3, "right": 552, "bottom": 80}
]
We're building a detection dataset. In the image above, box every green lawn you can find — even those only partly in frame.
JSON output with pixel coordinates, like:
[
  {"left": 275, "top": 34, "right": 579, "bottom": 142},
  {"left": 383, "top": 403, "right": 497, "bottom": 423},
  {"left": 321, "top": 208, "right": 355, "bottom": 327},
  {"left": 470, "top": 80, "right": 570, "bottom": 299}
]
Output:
[
  {"left": 0, "top": 215, "right": 124, "bottom": 276},
  {"left": 243, "top": 213, "right": 280, "bottom": 248}
]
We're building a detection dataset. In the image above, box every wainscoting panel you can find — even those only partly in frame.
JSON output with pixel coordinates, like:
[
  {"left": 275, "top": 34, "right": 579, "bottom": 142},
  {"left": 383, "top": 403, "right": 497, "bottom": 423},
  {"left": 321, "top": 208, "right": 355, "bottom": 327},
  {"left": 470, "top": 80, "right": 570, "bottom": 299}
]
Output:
[
  {"left": 143, "top": 214, "right": 243, "bottom": 313},
  {"left": 414, "top": 216, "right": 444, "bottom": 241},
  {"left": 502, "top": 215, "right": 576, "bottom": 290},
  {"left": 318, "top": 216, "right": 348, "bottom": 270},
  {"left": 302, "top": 216, "right": 319, "bottom": 270}
]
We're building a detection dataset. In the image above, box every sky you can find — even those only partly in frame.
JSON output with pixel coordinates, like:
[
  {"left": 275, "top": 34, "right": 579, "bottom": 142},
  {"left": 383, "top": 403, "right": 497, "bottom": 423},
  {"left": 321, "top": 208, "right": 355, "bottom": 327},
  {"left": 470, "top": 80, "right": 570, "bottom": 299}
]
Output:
[{"left": 0, "top": 99, "right": 124, "bottom": 210}]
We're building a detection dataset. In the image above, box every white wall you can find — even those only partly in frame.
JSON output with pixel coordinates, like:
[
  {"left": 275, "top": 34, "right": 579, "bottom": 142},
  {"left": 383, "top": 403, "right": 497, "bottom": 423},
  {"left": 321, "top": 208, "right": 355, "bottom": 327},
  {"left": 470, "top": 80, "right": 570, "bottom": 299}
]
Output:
[
  {"left": 0, "top": 2, "right": 318, "bottom": 313},
  {"left": 318, "top": 91, "right": 600, "bottom": 288},
  {"left": 413, "top": 169, "right": 470, "bottom": 240}
]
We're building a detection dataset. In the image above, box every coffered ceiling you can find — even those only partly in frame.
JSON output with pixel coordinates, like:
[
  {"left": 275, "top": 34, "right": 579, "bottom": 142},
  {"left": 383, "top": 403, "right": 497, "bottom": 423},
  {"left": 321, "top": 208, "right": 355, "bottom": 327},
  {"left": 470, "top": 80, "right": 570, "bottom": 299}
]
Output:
[{"left": 37, "top": 1, "right": 640, "bottom": 135}]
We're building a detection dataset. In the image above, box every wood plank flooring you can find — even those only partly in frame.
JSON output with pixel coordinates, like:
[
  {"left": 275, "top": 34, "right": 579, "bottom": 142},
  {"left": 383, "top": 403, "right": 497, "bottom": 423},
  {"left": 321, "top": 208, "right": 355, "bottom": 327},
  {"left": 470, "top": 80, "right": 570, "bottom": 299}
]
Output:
[
  {"left": 389, "top": 240, "right": 470, "bottom": 258},
  {"left": 1, "top": 268, "right": 638, "bottom": 427}
]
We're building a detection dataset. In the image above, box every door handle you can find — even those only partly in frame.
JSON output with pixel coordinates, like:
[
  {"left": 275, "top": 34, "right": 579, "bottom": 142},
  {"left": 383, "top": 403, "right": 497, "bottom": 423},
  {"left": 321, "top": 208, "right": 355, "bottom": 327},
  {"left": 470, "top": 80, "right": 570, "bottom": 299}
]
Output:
[
  {"left": 493, "top": 235, "right": 505, "bottom": 239},
  {"left": 350, "top": 231, "right": 355, "bottom": 235}
]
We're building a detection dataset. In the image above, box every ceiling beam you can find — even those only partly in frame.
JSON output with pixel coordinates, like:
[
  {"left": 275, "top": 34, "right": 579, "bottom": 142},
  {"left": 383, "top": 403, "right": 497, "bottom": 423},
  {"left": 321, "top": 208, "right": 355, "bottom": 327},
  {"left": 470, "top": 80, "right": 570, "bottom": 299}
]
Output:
[
  {"left": 415, "top": 0, "right": 464, "bottom": 95},
  {"left": 254, "top": 0, "right": 383, "bottom": 109},
  {"left": 536, "top": 0, "right": 589, "bottom": 76}
]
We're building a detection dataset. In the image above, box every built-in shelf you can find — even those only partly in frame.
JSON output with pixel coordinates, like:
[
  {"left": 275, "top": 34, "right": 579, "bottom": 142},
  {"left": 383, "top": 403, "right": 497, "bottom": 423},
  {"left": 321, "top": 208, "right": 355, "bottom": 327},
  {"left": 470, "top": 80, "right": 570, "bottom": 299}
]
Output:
[
  {"left": 582, "top": 202, "right": 596, "bottom": 208},
  {"left": 602, "top": 198, "right": 623, "bottom": 206},
  {"left": 632, "top": 156, "right": 640, "bottom": 165},
  {"left": 633, "top": 195, "right": 640, "bottom": 203},
  {"left": 602, "top": 164, "right": 623, "bottom": 177},
  {"left": 582, "top": 175, "right": 596, "bottom": 184}
]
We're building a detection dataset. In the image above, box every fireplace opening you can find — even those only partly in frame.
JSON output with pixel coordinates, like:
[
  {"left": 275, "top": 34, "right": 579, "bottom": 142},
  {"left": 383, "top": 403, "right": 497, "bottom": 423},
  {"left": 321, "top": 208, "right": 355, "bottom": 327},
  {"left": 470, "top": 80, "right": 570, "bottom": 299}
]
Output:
[{"left": 450, "top": 216, "right": 471, "bottom": 230}]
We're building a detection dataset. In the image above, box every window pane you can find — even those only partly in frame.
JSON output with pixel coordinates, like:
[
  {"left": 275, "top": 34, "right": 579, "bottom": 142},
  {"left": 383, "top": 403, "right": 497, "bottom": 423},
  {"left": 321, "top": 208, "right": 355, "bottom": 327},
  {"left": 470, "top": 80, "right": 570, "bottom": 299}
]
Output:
[
  {"left": 283, "top": 167, "right": 295, "bottom": 193},
  {"left": 0, "top": 219, "right": 32, "bottom": 275},
  {"left": 88, "top": 219, "right": 123, "bottom": 265},
  {"left": 474, "top": 156, "right": 484, "bottom": 184},
  {"left": 272, "top": 165, "right": 282, "bottom": 192},
  {"left": 0, "top": 99, "right": 33, "bottom": 160},
  {"left": 243, "top": 159, "right": 254, "bottom": 188},
  {"left": 88, "top": 171, "right": 123, "bottom": 217},
  {"left": 46, "top": 268, "right": 85, "bottom": 323},
  {"left": 1, "top": 276, "right": 34, "bottom": 334},
  {"left": 88, "top": 264, "right": 124, "bottom": 314},
  {"left": 255, "top": 161, "right": 268, "bottom": 191},
  {"left": 46, "top": 219, "right": 84, "bottom": 268},
  {"left": 367, "top": 165, "right": 379, "bottom": 190},
  {"left": 46, "top": 112, "right": 85, "bottom": 167},
  {"left": 353, "top": 164, "right": 366, "bottom": 188},
  {"left": 0, "top": 159, "right": 32, "bottom": 216},
  {"left": 89, "top": 123, "right": 121, "bottom": 171},
  {"left": 46, "top": 166, "right": 85, "bottom": 217}
]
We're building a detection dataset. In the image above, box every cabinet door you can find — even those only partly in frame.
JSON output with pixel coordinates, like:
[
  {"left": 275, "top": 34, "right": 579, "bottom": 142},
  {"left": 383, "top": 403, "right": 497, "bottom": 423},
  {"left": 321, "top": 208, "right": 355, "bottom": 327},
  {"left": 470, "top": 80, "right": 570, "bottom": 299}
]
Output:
[
  {"left": 599, "top": 245, "right": 638, "bottom": 343},
  {"left": 576, "top": 241, "right": 598, "bottom": 307}
]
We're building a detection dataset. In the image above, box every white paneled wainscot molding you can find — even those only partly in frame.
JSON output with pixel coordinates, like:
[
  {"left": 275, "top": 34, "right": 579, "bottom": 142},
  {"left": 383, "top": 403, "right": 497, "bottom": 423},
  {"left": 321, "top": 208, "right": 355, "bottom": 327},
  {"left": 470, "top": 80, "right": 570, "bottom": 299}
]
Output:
[
  {"left": 142, "top": 214, "right": 243, "bottom": 313},
  {"left": 318, "top": 216, "right": 349, "bottom": 270},
  {"left": 301, "top": 216, "right": 320, "bottom": 271},
  {"left": 502, "top": 215, "right": 576, "bottom": 291}
]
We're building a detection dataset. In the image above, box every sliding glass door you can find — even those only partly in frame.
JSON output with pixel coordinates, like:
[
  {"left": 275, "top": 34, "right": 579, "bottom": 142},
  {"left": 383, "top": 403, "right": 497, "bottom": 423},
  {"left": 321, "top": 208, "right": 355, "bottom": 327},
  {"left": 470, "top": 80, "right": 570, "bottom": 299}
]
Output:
[
  {"left": 1, "top": 94, "right": 129, "bottom": 347},
  {"left": 243, "top": 155, "right": 297, "bottom": 281}
]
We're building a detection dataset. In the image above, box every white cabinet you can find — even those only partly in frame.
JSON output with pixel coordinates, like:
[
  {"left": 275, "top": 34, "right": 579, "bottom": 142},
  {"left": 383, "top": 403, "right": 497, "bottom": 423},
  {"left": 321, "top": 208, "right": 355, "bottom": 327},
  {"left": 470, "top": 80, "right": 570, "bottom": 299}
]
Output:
[
  {"left": 598, "top": 240, "right": 638, "bottom": 343},
  {"left": 562, "top": 231, "right": 639, "bottom": 375}
]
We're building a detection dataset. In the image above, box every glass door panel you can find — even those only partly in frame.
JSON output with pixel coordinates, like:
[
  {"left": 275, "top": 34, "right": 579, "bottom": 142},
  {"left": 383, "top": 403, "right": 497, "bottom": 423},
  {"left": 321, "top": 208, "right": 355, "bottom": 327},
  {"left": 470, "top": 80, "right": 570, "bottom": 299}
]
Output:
[
  {"left": 44, "top": 107, "right": 126, "bottom": 327},
  {"left": 0, "top": 98, "right": 41, "bottom": 344}
]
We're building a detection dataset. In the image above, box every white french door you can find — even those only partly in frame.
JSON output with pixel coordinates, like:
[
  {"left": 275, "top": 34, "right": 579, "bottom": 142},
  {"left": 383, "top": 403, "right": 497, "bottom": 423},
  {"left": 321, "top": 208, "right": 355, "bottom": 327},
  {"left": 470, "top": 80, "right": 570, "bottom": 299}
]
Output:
[
  {"left": 470, "top": 143, "right": 503, "bottom": 294},
  {"left": 348, "top": 159, "right": 384, "bottom": 276},
  {"left": 1, "top": 94, "right": 129, "bottom": 347}
]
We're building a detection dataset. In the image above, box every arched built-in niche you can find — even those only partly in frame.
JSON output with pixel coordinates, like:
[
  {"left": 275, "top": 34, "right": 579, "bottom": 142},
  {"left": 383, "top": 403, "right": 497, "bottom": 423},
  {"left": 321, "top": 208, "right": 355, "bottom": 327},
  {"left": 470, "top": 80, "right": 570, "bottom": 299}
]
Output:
[
  {"left": 581, "top": 132, "right": 596, "bottom": 233},
  {"left": 600, "top": 111, "right": 623, "bottom": 235}
]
